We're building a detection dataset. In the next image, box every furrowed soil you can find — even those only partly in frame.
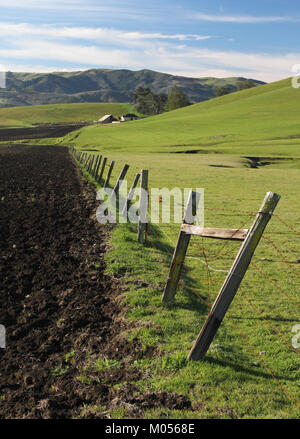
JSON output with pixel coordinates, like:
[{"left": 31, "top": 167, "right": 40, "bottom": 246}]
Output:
[
  {"left": 0, "top": 145, "right": 190, "bottom": 419},
  {"left": 0, "top": 124, "right": 87, "bottom": 142}
]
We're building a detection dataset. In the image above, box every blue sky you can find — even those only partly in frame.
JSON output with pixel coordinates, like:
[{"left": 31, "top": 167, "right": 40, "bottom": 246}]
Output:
[{"left": 0, "top": 0, "right": 299, "bottom": 82}]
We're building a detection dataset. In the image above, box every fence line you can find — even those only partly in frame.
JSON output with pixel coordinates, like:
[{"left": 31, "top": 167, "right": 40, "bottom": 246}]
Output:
[
  {"left": 69, "top": 147, "right": 299, "bottom": 409},
  {"left": 70, "top": 148, "right": 149, "bottom": 244}
]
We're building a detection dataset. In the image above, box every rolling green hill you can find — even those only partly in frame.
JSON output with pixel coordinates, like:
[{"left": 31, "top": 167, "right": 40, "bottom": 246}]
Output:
[
  {"left": 63, "top": 77, "right": 300, "bottom": 158},
  {"left": 0, "top": 102, "right": 136, "bottom": 127},
  {"left": 0, "top": 68, "right": 264, "bottom": 108}
]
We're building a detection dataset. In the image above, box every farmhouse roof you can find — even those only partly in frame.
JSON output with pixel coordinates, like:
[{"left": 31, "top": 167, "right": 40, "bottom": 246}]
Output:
[{"left": 98, "top": 114, "right": 113, "bottom": 121}]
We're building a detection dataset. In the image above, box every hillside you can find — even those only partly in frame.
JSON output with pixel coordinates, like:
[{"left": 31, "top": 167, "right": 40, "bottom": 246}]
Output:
[
  {"left": 0, "top": 102, "right": 136, "bottom": 127},
  {"left": 0, "top": 69, "right": 264, "bottom": 108},
  {"left": 63, "top": 77, "right": 300, "bottom": 158}
]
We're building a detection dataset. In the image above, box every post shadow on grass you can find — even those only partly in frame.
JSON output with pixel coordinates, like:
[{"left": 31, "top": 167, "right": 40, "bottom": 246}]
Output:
[{"left": 202, "top": 355, "right": 299, "bottom": 382}]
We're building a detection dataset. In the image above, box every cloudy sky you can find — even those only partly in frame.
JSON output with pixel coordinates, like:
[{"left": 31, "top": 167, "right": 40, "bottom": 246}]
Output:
[{"left": 0, "top": 0, "right": 299, "bottom": 82}]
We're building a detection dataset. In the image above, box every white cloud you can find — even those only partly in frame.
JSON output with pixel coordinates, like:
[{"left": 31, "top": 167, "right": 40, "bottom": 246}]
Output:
[
  {"left": 0, "top": 0, "right": 161, "bottom": 22},
  {"left": 0, "top": 22, "right": 213, "bottom": 45},
  {"left": 193, "top": 12, "right": 297, "bottom": 23},
  {"left": 0, "top": 36, "right": 298, "bottom": 82},
  {"left": 0, "top": 21, "right": 298, "bottom": 83}
]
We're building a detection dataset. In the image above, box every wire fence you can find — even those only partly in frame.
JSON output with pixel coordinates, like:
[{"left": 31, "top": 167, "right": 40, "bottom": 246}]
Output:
[
  {"left": 70, "top": 148, "right": 300, "bottom": 410},
  {"left": 147, "top": 206, "right": 300, "bottom": 410}
]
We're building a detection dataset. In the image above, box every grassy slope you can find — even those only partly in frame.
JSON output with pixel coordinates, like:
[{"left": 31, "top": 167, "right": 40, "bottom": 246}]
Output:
[
  {"left": 62, "top": 78, "right": 300, "bottom": 158},
  {"left": 0, "top": 102, "right": 136, "bottom": 127}
]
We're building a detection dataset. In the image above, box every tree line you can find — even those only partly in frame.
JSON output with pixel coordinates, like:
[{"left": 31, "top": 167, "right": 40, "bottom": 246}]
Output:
[
  {"left": 134, "top": 80, "right": 257, "bottom": 115},
  {"left": 134, "top": 86, "right": 191, "bottom": 116}
]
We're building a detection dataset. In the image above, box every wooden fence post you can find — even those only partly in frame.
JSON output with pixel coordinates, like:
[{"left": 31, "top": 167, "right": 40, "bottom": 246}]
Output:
[
  {"left": 111, "top": 164, "right": 130, "bottom": 197},
  {"left": 87, "top": 154, "right": 91, "bottom": 171},
  {"left": 92, "top": 154, "right": 100, "bottom": 178},
  {"left": 94, "top": 155, "right": 102, "bottom": 181},
  {"left": 89, "top": 155, "right": 95, "bottom": 174},
  {"left": 86, "top": 154, "right": 92, "bottom": 171},
  {"left": 122, "top": 173, "right": 140, "bottom": 216},
  {"left": 187, "top": 191, "right": 280, "bottom": 361},
  {"left": 97, "top": 157, "right": 107, "bottom": 184},
  {"left": 104, "top": 160, "right": 115, "bottom": 187},
  {"left": 162, "top": 190, "right": 201, "bottom": 303},
  {"left": 137, "top": 170, "right": 149, "bottom": 243}
]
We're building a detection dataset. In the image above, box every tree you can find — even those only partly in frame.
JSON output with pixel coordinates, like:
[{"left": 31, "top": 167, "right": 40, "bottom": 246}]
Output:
[
  {"left": 165, "top": 87, "right": 191, "bottom": 111},
  {"left": 236, "top": 79, "right": 257, "bottom": 91},
  {"left": 134, "top": 87, "right": 167, "bottom": 115},
  {"left": 214, "top": 85, "right": 232, "bottom": 97}
]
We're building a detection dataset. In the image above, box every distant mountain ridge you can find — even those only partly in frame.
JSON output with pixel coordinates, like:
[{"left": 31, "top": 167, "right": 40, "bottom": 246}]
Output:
[{"left": 0, "top": 68, "right": 265, "bottom": 108}]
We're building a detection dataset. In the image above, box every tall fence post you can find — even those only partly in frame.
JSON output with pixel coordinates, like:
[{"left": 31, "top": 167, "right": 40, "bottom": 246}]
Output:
[
  {"left": 122, "top": 173, "right": 140, "bottom": 217},
  {"left": 187, "top": 191, "right": 280, "bottom": 361},
  {"left": 92, "top": 154, "right": 100, "bottom": 178},
  {"left": 137, "top": 170, "right": 149, "bottom": 244},
  {"left": 104, "top": 160, "right": 115, "bottom": 187},
  {"left": 94, "top": 155, "right": 102, "bottom": 181},
  {"left": 162, "top": 190, "right": 201, "bottom": 303},
  {"left": 89, "top": 155, "right": 95, "bottom": 174},
  {"left": 87, "top": 155, "right": 91, "bottom": 172},
  {"left": 97, "top": 157, "right": 107, "bottom": 184},
  {"left": 111, "top": 164, "right": 130, "bottom": 197}
]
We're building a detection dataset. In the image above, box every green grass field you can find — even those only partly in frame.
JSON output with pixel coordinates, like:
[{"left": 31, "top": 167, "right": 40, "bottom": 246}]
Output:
[
  {"left": 8, "top": 77, "right": 300, "bottom": 418},
  {"left": 60, "top": 77, "right": 300, "bottom": 161},
  {"left": 0, "top": 102, "right": 137, "bottom": 127}
]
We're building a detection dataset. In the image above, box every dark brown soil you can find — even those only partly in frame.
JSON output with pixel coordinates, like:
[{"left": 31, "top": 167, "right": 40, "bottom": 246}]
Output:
[
  {"left": 0, "top": 124, "right": 87, "bottom": 142},
  {"left": 0, "top": 144, "right": 190, "bottom": 419}
]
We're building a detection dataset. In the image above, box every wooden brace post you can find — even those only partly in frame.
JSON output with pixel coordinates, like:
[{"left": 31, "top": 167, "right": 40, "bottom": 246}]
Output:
[
  {"left": 122, "top": 173, "right": 140, "bottom": 217},
  {"left": 187, "top": 191, "right": 280, "bottom": 361},
  {"left": 162, "top": 190, "right": 201, "bottom": 303},
  {"left": 137, "top": 170, "right": 149, "bottom": 243},
  {"left": 104, "top": 160, "right": 115, "bottom": 187}
]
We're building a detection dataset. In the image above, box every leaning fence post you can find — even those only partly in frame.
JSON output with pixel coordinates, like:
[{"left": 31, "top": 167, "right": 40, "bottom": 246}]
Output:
[
  {"left": 122, "top": 173, "right": 140, "bottom": 217},
  {"left": 94, "top": 155, "right": 102, "bottom": 180},
  {"left": 104, "top": 160, "right": 115, "bottom": 187},
  {"left": 97, "top": 157, "right": 107, "bottom": 184},
  {"left": 187, "top": 191, "right": 280, "bottom": 361},
  {"left": 89, "top": 155, "right": 95, "bottom": 174},
  {"left": 86, "top": 154, "right": 92, "bottom": 171},
  {"left": 111, "top": 164, "right": 130, "bottom": 197},
  {"left": 92, "top": 154, "right": 100, "bottom": 178},
  {"left": 137, "top": 170, "right": 149, "bottom": 244},
  {"left": 162, "top": 190, "right": 201, "bottom": 303}
]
